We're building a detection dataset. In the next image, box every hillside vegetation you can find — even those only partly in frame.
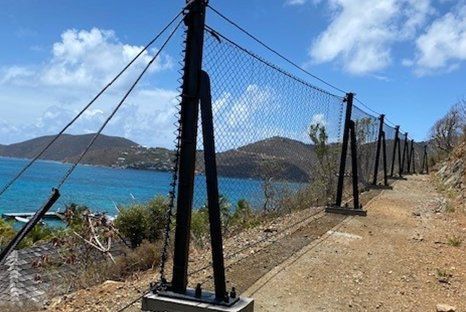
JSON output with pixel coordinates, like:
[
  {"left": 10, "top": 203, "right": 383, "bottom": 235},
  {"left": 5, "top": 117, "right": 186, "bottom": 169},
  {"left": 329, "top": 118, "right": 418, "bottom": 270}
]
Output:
[
  {"left": 430, "top": 100, "right": 465, "bottom": 213},
  {"left": 0, "top": 134, "right": 319, "bottom": 181}
]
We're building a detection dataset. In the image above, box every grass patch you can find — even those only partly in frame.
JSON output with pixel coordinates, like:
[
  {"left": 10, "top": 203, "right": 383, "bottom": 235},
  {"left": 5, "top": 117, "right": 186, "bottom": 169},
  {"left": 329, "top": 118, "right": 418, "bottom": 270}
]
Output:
[
  {"left": 436, "top": 268, "right": 452, "bottom": 284},
  {"left": 447, "top": 235, "right": 463, "bottom": 247}
]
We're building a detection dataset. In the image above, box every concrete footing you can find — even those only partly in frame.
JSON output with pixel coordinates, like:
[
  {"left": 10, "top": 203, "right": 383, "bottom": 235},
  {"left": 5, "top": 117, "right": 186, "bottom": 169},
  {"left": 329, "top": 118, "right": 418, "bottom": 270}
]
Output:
[
  {"left": 368, "top": 184, "right": 393, "bottom": 190},
  {"left": 142, "top": 293, "right": 254, "bottom": 312},
  {"left": 325, "top": 206, "right": 367, "bottom": 216}
]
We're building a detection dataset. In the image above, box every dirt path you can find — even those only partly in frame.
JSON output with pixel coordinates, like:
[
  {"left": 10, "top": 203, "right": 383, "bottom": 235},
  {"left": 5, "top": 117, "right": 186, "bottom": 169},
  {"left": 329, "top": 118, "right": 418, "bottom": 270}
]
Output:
[
  {"left": 245, "top": 175, "right": 466, "bottom": 311},
  {"left": 42, "top": 175, "right": 464, "bottom": 312}
]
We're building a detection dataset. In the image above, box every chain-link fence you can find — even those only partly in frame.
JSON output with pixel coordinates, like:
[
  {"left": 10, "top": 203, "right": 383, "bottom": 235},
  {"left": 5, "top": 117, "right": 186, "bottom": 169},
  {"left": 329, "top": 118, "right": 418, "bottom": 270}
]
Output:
[
  {"left": 384, "top": 123, "right": 399, "bottom": 177},
  {"left": 350, "top": 105, "right": 379, "bottom": 188},
  {"left": 191, "top": 29, "right": 345, "bottom": 213},
  {"left": 0, "top": 4, "right": 432, "bottom": 310},
  {"left": 411, "top": 139, "right": 425, "bottom": 173}
]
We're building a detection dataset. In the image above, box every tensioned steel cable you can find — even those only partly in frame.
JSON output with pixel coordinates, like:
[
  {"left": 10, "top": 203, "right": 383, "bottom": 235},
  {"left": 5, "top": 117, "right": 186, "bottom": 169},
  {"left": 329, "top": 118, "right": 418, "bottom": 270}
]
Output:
[
  {"left": 354, "top": 97, "right": 382, "bottom": 118},
  {"left": 385, "top": 118, "right": 398, "bottom": 128},
  {"left": 0, "top": 10, "right": 183, "bottom": 198},
  {"left": 188, "top": 208, "right": 326, "bottom": 278},
  {"left": 116, "top": 290, "right": 151, "bottom": 312},
  {"left": 206, "top": 4, "right": 348, "bottom": 95},
  {"left": 207, "top": 4, "right": 417, "bottom": 139},
  {"left": 204, "top": 25, "right": 342, "bottom": 99},
  {"left": 56, "top": 19, "right": 183, "bottom": 190},
  {"left": 116, "top": 208, "right": 326, "bottom": 312},
  {"left": 0, "top": 16, "right": 184, "bottom": 268}
]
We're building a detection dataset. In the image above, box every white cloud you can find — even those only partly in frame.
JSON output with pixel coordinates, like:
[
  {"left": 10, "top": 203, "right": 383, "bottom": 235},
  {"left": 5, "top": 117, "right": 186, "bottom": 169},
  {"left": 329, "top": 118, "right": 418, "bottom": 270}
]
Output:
[
  {"left": 309, "top": 0, "right": 434, "bottom": 75},
  {"left": 40, "top": 28, "right": 172, "bottom": 88},
  {"left": 226, "top": 84, "right": 273, "bottom": 126},
  {"left": 209, "top": 84, "right": 276, "bottom": 150},
  {"left": 0, "top": 88, "right": 178, "bottom": 147},
  {"left": 285, "top": 0, "right": 308, "bottom": 5},
  {"left": 0, "top": 66, "right": 35, "bottom": 85},
  {"left": 311, "top": 113, "right": 327, "bottom": 127},
  {"left": 410, "top": 4, "right": 466, "bottom": 75},
  {"left": 0, "top": 28, "right": 177, "bottom": 147}
]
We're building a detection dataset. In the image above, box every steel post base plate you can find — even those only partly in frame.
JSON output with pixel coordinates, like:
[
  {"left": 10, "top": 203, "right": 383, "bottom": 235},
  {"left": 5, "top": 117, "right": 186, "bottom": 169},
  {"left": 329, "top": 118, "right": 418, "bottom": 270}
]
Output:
[
  {"left": 368, "top": 184, "right": 393, "bottom": 190},
  {"left": 325, "top": 206, "right": 367, "bottom": 216},
  {"left": 142, "top": 291, "right": 254, "bottom": 312}
]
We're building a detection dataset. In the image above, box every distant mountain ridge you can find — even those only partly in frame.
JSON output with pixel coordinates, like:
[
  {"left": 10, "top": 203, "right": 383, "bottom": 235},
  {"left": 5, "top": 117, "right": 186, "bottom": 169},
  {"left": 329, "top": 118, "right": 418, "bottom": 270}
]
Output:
[
  {"left": 0, "top": 134, "right": 138, "bottom": 166},
  {"left": 211, "top": 136, "right": 316, "bottom": 182},
  {"left": 0, "top": 134, "right": 316, "bottom": 181}
]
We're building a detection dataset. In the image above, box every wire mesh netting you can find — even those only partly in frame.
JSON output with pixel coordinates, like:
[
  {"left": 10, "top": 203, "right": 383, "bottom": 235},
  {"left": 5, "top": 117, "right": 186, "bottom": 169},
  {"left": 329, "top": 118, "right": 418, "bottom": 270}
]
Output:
[
  {"left": 350, "top": 105, "right": 379, "bottom": 188},
  {"left": 384, "top": 123, "right": 399, "bottom": 177},
  {"left": 411, "top": 139, "right": 424, "bottom": 173},
  {"left": 190, "top": 29, "right": 345, "bottom": 213},
  {"left": 399, "top": 132, "right": 409, "bottom": 174}
]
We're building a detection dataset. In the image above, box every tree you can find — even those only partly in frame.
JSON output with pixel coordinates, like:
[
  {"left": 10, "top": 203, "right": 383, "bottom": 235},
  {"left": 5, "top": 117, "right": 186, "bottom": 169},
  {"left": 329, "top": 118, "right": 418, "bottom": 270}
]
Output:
[
  {"left": 308, "top": 122, "right": 338, "bottom": 202},
  {"left": 430, "top": 102, "right": 465, "bottom": 153},
  {"left": 354, "top": 117, "right": 376, "bottom": 183}
]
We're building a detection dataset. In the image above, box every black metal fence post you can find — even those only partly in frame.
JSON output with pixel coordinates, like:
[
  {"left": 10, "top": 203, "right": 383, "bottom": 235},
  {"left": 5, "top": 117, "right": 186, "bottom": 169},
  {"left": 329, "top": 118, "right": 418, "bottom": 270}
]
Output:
[
  {"left": 390, "top": 126, "right": 400, "bottom": 177},
  {"left": 172, "top": 0, "right": 207, "bottom": 294},
  {"left": 381, "top": 131, "right": 388, "bottom": 186},
  {"left": 327, "top": 93, "right": 366, "bottom": 216},
  {"left": 335, "top": 93, "right": 353, "bottom": 207},
  {"left": 407, "top": 139, "right": 413, "bottom": 173},
  {"left": 0, "top": 188, "right": 60, "bottom": 265},
  {"left": 397, "top": 134, "right": 403, "bottom": 177},
  {"left": 349, "top": 120, "right": 360, "bottom": 211},
  {"left": 199, "top": 71, "right": 227, "bottom": 301},
  {"left": 372, "top": 114, "right": 385, "bottom": 186},
  {"left": 422, "top": 145, "right": 429, "bottom": 174},
  {"left": 400, "top": 132, "right": 408, "bottom": 175},
  {"left": 408, "top": 140, "right": 415, "bottom": 174}
]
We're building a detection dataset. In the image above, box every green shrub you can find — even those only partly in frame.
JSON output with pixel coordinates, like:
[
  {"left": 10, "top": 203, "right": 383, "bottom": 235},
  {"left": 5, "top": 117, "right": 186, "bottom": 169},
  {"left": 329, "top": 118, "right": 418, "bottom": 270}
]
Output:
[
  {"left": 0, "top": 218, "right": 15, "bottom": 247},
  {"left": 190, "top": 195, "right": 240, "bottom": 245},
  {"left": 191, "top": 207, "right": 209, "bottom": 243},
  {"left": 115, "top": 196, "right": 168, "bottom": 248},
  {"left": 145, "top": 197, "right": 169, "bottom": 242},
  {"left": 115, "top": 204, "right": 149, "bottom": 248},
  {"left": 0, "top": 217, "right": 61, "bottom": 250},
  {"left": 231, "top": 199, "right": 256, "bottom": 227},
  {"left": 447, "top": 235, "right": 463, "bottom": 247},
  {"left": 20, "top": 225, "right": 58, "bottom": 248}
]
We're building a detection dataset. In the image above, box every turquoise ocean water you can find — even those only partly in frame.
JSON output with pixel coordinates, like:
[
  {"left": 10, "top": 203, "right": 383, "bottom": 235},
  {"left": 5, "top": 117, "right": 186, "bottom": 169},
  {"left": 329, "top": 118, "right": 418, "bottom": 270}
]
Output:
[{"left": 0, "top": 157, "right": 267, "bottom": 217}]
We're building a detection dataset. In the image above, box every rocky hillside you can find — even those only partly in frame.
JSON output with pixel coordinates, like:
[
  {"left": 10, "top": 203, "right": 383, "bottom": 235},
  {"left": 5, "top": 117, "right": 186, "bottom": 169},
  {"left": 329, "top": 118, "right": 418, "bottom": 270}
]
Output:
[{"left": 435, "top": 141, "right": 465, "bottom": 211}]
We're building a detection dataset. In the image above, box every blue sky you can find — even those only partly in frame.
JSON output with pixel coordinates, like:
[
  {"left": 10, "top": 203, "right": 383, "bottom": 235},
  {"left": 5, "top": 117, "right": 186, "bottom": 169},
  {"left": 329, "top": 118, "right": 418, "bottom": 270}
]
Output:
[{"left": 0, "top": 0, "right": 465, "bottom": 146}]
